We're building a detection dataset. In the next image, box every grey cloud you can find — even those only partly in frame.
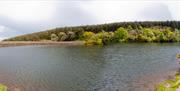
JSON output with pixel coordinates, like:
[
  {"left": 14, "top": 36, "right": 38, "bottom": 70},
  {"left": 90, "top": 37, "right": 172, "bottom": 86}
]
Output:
[
  {"left": 0, "top": 1, "right": 176, "bottom": 39},
  {"left": 139, "top": 3, "right": 172, "bottom": 21},
  {"left": 0, "top": 25, "right": 22, "bottom": 38},
  {"left": 0, "top": 1, "right": 98, "bottom": 36},
  {"left": 51, "top": 1, "right": 98, "bottom": 26}
]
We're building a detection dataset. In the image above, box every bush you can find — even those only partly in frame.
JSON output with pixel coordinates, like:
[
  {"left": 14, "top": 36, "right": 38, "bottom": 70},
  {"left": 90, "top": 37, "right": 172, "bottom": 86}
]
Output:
[
  {"left": 84, "top": 34, "right": 103, "bottom": 45},
  {"left": 83, "top": 32, "right": 95, "bottom": 40},
  {"left": 175, "top": 29, "right": 180, "bottom": 42},
  {"left": 141, "top": 28, "right": 156, "bottom": 42},
  {"left": 67, "top": 31, "right": 76, "bottom": 41},
  {"left": 51, "top": 34, "right": 59, "bottom": 41},
  {"left": 84, "top": 38, "right": 103, "bottom": 46},
  {"left": 95, "top": 31, "right": 112, "bottom": 44},
  {"left": 143, "top": 28, "right": 155, "bottom": 38},
  {"left": 58, "top": 32, "right": 68, "bottom": 41},
  {"left": 167, "top": 31, "right": 176, "bottom": 42},
  {"left": 137, "top": 34, "right": 152, "bottom": 42},
  {"left": 84, "top": 39, "right": 94, "bottom": 45},
  {"left": 114, "top": 27, "right": 128, "bottom": 42},
  {"left": 75, "top": 28, "right": 84, "bottom": 39},
  {"left": 156, "top": 32, "right": 167, "bottom": 42},
  {"left": 128, "top": 34, "right": 137, "bottom": 41},
  {"left": 84, "top": 31, "right": 116, "bottom": 45}
]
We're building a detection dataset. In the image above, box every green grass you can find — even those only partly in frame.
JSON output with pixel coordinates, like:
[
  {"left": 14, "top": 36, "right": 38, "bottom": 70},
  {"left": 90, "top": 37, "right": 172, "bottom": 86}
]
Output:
[{"left": 156, "top": 72, "right": 180, "bottom": 91}]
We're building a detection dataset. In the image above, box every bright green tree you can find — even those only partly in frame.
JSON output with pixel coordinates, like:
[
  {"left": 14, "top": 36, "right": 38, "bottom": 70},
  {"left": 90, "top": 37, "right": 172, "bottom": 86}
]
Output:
[{"left": 114, "top": 27, "right": 128, "bottom": 42}]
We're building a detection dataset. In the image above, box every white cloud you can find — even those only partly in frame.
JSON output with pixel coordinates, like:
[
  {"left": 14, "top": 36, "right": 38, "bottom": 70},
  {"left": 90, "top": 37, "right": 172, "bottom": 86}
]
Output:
[
  {"left": 165, "top": 1, "right": 180, "bottom": 20},
  {"left": 0, "top": 25, "right": 22, "bottom": 40},
  {"left": 0, "top": 25, "right": 5, "bottom": 33},
  {"left": 0, "top": 1, "right": 57, "bottom": 22},
  {"left": 80, "top": 1, "right": 180, "bottom": 23},
  {"left": 0, "top": 0, "right": 180, "bottom": 39},
  {"left": 0, "top": 25, "right": 6, "bottom": 40}
]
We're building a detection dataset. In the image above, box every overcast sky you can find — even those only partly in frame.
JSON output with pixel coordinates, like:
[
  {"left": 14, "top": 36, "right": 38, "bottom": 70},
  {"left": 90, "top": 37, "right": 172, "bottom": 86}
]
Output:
[{"left": 0, "top": 0, "right": 180, "bottom": 40}]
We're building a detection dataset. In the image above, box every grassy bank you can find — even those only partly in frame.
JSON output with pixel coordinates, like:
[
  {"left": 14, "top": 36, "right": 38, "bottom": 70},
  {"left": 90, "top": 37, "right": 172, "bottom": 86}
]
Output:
[
  {"left": 156, "top": 55, "right": 180, "bottom": 91},
  {"left": 156, "top": 72, "right": 180, "bottom": 91}
]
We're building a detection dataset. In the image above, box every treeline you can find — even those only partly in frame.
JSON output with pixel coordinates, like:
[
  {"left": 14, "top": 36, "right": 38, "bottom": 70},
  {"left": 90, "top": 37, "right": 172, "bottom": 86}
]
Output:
[
  {"left": 83, "top": 27, "right": 180, "bottom": 45},
  {"left": 4, "top": 21, "right": 180, "bottom": 41}
]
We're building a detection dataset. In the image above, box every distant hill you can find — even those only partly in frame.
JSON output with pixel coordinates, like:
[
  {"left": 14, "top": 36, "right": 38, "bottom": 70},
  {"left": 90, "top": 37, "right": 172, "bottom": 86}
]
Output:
[{"left": 4, "top": 21, "right": 180, "bottom": 41}]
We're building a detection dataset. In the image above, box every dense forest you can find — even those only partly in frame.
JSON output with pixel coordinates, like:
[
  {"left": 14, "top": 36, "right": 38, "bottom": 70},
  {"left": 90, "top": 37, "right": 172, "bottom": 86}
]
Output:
[{"left": 4, "top": 21, "right": 180, "bottom": 45}]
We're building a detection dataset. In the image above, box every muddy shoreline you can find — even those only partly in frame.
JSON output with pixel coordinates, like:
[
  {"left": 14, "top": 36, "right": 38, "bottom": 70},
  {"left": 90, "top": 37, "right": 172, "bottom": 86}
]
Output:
[{"left": 0, "top": 41, "right": 84, "bottom": 48}]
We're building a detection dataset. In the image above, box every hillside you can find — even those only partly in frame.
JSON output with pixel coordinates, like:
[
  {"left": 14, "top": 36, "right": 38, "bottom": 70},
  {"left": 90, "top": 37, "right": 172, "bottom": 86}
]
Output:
[{"left": 4, "top": 21, "right": 180, "bottom": 44}]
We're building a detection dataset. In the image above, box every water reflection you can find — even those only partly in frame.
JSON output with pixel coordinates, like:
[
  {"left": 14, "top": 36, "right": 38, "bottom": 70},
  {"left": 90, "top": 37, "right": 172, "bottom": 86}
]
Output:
[{"left": 0, "top": 43, "right": 179, "bottom": 91}]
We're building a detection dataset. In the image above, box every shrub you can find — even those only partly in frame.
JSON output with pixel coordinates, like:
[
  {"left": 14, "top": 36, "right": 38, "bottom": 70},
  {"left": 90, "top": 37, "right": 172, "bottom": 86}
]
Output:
[
  {"left": 141, "top": 28, "right": 156, "bottom": 42},
  {"left": 108, "top": 32, "right": 116, "bottom": 42},
  {"left": 58, "top": 32, "right": 68, "bottom": 41},
  {"left": 114, "top": 27, "right": 128, "bottom": 42},
  {"left": 67, "top": 31, "right": 76, "bottom": 41},
  {"left": 95, "top": 31, "right": 113, "bottom": 44},
  {"left": 84, "top": 39, "right": 94, "bottom": 45},
  {"left": 84, "top": 31, "right": 116, "bottom": 45},
  {"left": 83, "top": 32, "right": 95, "bottom": 40},
  {"left": 51, "top": 34, "right": 59, "bottom": 41},
  {"left": 85, "top": 34, "right": 103, "bottom": 45},
  {"left": 84, "top": 38, "right": 103, "bottom": 45},
  {"left": 127, "top": 25, "right": 133, "bottom": 31},
  {"left": 167, "top": 31, "right": 176, "bottom": 42},
  {"left": 161, "top": 28, "right": 176, "bottom": 42},
  {"left": 175, "top": 29, "right": 180, "bottom": 42},
  {"left": 75, "top": 28, "right": 84, "bottom": 39},
  {"left": 137, "top": 34, "right": 152, "bottom": 42},
  {"left": 143, "top": 28, "right": 155, "bottom": 38},
  {"left": 128, "top": 34, "right": 137, "bottom": 42},
  {"left": 156, "top": 32, "right": 167, "bottom": 42},
  {"left": 84, "top": 31, "right": 105, "bottom": 45}
]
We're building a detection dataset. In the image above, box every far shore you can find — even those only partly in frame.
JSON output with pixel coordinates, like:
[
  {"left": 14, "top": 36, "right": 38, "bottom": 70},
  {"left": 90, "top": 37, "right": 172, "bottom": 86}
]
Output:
[{"left": 0, "top": 41, "right": 84, "bottom": 48}]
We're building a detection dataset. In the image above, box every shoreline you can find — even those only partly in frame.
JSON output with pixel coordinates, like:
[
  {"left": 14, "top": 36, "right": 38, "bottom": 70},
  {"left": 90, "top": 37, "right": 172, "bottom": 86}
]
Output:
[{"left": 0, "top": 41, "right": 84, "bottom": 48}]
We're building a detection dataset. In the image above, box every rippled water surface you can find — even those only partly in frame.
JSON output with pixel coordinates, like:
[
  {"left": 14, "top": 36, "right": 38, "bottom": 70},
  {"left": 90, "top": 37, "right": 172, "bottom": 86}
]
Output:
[{"left": 0, "top": 43, "right": 179, "bottom": 91}]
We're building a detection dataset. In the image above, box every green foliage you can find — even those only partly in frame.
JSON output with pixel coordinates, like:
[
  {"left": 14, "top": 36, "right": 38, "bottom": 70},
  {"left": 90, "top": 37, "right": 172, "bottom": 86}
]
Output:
[
  {"left": 67, "top": 31, "right": 76, "bottom": 41},
  {"left": 127, "top": 25, "right": 133, "bottom": 31},
  {"left": 0, "top": 84, "right": 7, "bottom": 91},
  {"left": 5, "top": 21, "right": 180, "bottom": 41},
  {"left": 156, "top": 32, "right": 167, "bottom": 42},
  {"left": 75, "top": 28, "right": 84, "bottom": 39},
  {"left": 84, "top": 38, "right": 103, "bottom": 46},
  {"left": 96, "top": 31, "right": 115, "bottom": 44},
  {"left": 58, "top": 32, "right": 68, "bottom": 41},
  {"left": 156, "top": 72, "right": 180, "bottom": 91},
  {"left": 83, "top": 32, "right": 95, "bottom": 40},
  {"left": 84, "top": 33, "right": 103, "bottom": 45},
  {"left": 114, "top": 27, "right": 128, "bottom": 42},
  {"left": 84, "top": 31, "right": 116, "bottom": 45},
  {"left": 51, "top": 34, "right": 59, "bottom": 41},
  {"left": 175, "top": 29, "right": 180, "bottom": 42},
  {"left": 83, "top": 26, "right": 180, "bottom": 45},
  {"left": 137, "top": 28, "right": 155, "bottom": 42}
]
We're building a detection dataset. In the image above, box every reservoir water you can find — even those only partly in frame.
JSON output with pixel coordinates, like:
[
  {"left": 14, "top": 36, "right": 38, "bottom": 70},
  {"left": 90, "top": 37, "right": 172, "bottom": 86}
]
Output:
[{"left": 0, "top": 43, "right": 179, "bottom": 91}]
